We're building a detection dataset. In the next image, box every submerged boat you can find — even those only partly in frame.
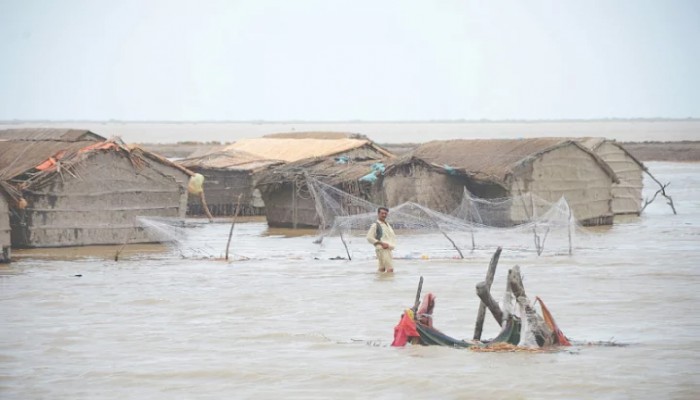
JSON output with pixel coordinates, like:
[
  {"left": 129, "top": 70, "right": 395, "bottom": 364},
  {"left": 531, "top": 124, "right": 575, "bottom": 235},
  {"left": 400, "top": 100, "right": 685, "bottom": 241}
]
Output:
[
  {"left": 392, "top": 292, "right": 522, "bottom": 348},
  {"left": 392, "top": 274, "right": 570, "bottom": 349}
]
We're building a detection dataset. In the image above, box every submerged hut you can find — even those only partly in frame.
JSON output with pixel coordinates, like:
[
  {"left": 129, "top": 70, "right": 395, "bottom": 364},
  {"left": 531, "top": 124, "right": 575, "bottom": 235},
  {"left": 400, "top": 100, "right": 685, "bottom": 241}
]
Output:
[
  {"left": 381, "top": 139, "right": 618, "bottom": 226},
  {"left": 0, "top": 129, "right": 192, "bottom": 248},
  {"left": 579, "top": 138, "right": 645, "bottom": 215},
  {"left": 177, "top": 133, "right": 369, "bottom": 217},
  {"left": 255, "top": 137, "right": 394, "bottom": 228}
]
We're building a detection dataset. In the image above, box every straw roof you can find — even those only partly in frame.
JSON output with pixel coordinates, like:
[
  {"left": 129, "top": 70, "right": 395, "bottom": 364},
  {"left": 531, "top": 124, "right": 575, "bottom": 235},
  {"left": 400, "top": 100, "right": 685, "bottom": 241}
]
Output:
[
  {"left": 0, "top": 128, "right": 105, "bottom": 142},
  {"left": 0, "top": 140, "right": 98, "bottom": 180},
  {"left": 391, "top": 138, "right": 617, "bottom": 186},
  {"left": 258, "top": 156, "right": 385, "bottom": 188},
  {"left": 178, "top": 149, "right": 284, "bottom": 172},
  {"left": 577, "top": 137, "right": 646, "bottom": 170},
  {"left": 223, "top": 138, "right": 393, "bottom": 162},
  {"left": 0, "top": 137, "right": 194, "bottom": 202},
  {"left": 262, "top": 131, "right": 368, "bottom": 140}
]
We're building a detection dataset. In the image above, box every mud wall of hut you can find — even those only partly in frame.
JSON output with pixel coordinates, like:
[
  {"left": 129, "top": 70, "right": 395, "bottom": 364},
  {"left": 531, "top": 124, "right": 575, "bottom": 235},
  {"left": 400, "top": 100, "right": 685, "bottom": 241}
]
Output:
[
  {"left": 510, "top": 144, "right": 613, "bottom": 226},
  {"left": 146, "top": 159, "right": 190, "bottom": 216},
  {"left": 187, "top": 168, "right": 264, "bottom": 216},
  {"left": 381, "top": 163, "right": 466, "bottom": 213},
  {"left": 260, "top": 181, "right": 319, "bottom": 228},
  {"left": 593, "top": 142, "right": 643, "bottom": 215},
  {"left": 0, "top": 194, "right": 10, "bottom": 261},
  {"left": 10, "top": 151, "right": 186, "bottom": 248}
]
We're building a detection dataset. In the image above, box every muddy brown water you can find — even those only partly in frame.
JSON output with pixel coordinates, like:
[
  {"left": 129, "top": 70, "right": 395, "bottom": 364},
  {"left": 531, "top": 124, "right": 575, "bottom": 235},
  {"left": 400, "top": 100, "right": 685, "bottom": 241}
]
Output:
[{"left": 1, "top": 162, "right": 699, "bottom": 399}]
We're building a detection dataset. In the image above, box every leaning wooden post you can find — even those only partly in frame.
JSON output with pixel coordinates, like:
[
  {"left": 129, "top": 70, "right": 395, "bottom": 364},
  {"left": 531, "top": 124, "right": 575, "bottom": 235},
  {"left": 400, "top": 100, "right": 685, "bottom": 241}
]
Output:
[
  {"left": 508, "top": 265, "right": 554, "bottom": 347},
  {"left": 199, "top": 191, "right": 214, "bottom": 222},
  {"left": 473, "top": 247, "right": 502, "bottom": 340},
  {"left": 475, "top": 282, "right": 504, "bottom": 327},
  {"left": 225, "top": 194, "right": 243, "bottom": 261},
  {"left": 412, "top": 276, "right": 424, "bottom": 314},
  {"left": 339, "top": 230, "right": 352, "bottom": 260}
]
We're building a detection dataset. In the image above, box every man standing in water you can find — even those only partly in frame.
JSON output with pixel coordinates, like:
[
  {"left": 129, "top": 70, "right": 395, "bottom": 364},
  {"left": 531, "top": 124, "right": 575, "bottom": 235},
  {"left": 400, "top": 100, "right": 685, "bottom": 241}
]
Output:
[{"left": 366, "top": 207, "right": 396, "bottom": 273}]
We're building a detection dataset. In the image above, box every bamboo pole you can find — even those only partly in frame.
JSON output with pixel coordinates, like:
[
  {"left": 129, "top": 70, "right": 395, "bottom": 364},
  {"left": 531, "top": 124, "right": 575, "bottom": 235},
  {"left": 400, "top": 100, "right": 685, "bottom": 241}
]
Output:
[
  {"left": 225, "top": 194, "right": 243, "bottom": 261},
  {"left": 473, "top": 247, "right": 502, "bottom": 340}
]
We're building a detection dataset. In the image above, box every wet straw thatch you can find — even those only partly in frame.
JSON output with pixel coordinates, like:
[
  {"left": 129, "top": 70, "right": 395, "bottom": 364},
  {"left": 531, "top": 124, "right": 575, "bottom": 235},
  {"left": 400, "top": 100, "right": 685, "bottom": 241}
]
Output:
[{"left": 382, "top": 138, "right": 619, "bottom": 226}]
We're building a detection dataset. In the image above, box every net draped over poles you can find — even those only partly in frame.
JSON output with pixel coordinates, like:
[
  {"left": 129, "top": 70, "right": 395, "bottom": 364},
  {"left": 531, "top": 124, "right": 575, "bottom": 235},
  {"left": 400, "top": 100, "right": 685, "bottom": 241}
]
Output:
[{"left": 308, "top": 177, "right": 578, "bottom": 257}]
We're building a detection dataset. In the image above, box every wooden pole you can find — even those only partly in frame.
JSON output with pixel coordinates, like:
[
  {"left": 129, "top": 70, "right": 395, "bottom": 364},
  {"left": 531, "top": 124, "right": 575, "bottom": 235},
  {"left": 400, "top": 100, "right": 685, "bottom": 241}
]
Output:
[
  {"left": 412, "top": 276, "right": 424, "bottom": 314},
  {"left": 225, "top": 194, "right": 243, "bottom": 261},
  {"left": 339, "top": 230, "right": 352, "bottom": 260},
  {"left": 508, "top": 265, "right": 554, "bottom": 347},
  {"left": 473, "top": 247, "right": 502, "bottom": 340},
  {"left": 199, "top": 191, "right": 214, "bottom": 223},
  {"left": 476, "top": 282, "right": 504, "bottom": 326}
]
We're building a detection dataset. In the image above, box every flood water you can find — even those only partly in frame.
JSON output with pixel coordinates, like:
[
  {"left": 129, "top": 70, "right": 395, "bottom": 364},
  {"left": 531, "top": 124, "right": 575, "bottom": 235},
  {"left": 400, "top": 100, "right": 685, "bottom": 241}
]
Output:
[{"left": 1, "top": 161, "right": 699, "bottom": 399}]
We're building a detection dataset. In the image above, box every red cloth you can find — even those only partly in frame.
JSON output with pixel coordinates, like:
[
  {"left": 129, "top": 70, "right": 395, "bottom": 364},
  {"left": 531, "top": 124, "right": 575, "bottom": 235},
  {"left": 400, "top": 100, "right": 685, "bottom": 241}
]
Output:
[
  {"left": 416, "top": 293, "right": 436, "bottom": 327},
  {"left": 391, "top": 310, "right": 419, "bottom": 347}
]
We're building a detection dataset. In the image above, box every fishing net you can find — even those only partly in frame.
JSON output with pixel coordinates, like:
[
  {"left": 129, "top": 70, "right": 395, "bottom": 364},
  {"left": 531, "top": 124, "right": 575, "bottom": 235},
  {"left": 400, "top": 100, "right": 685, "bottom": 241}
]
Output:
[{"left": 308, "top": 177, "right": 579, "bottom": 258}]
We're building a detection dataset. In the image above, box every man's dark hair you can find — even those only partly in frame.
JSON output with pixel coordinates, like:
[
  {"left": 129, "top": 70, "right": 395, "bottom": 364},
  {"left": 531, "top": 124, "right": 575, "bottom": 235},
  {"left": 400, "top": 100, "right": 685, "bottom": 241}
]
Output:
[{"left": 377, "top": 207, "right": 389, "bottom": 213}]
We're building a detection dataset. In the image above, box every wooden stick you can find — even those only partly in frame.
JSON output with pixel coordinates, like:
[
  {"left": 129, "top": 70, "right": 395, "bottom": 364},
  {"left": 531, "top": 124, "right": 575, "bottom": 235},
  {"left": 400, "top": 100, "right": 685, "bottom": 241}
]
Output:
[
  {"left": 439, "top": 229, "right": 464, "bottom": 259},
  {"left": 199, "top": 191, "right": 214, "bottom": 222},
  {"left": 225, "top": 194, "right": 243, "bottom": 261},
  {"left": 508, "top": 265, "right": 554, "bottom": 346},
  {"left": 339, "top": 230, "right": 352, "bottom": 260},
  {"left": 473, "top": 247, "right": 502, "bottom": 340},
  {"left": 641, "top": 171, "right": 677, "bottom": 214},
  {"left": 412, "top": 276, "right": 424, "bottom": 314},
  {"left": 476, "top": 282, "right": 504, "bottom": 327}
]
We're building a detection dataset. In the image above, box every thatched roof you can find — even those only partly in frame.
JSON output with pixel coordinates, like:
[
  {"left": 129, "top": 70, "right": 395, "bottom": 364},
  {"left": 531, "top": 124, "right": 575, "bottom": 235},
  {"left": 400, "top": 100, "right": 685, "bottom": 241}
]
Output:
[
  {"left": 389, "top": 138, "right": 617, "bottom": 186},
  {"left": 0, "top": 128, "right": 105, "bottom": 142},
  {"left": 178, "top": 149, "right": 284, "bottom": 172},
  {"left": 0, "top": 137, "right": 194, "bottom": 201},
  {"left": 578, "top": 137, "right": 646, "bottom": 170},
  {"left": 257, "top": 156, "right": 385, "bottom": 188},
  {"left": 0, "top": 140, "right": 99, "bottom": 180},
  {"left": 262, "top": 131, "right": 368, "bottom": 140},
  {"left": 222, "top": 138, "right": 393, "bottom": 162}
]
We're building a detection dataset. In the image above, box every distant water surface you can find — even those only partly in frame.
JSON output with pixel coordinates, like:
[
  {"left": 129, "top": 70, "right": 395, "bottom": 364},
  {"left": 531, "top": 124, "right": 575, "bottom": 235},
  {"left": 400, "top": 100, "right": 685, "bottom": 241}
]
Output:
[{"left": 1, "top": 120, "right": 698, "bottom": 143}]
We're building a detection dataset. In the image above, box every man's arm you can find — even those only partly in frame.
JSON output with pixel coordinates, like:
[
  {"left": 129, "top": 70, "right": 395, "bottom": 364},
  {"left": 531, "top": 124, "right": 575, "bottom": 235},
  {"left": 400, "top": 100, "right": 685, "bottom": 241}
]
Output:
[{"left": 366, "top": 223, "right": 380, "bottom": 245}]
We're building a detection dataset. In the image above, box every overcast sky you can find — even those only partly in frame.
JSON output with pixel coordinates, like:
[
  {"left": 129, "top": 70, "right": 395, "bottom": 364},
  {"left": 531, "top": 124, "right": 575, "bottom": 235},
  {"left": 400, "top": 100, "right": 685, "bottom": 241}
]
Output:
[{"left": 1, "top": 0, "right": 699, "bottom": 121}]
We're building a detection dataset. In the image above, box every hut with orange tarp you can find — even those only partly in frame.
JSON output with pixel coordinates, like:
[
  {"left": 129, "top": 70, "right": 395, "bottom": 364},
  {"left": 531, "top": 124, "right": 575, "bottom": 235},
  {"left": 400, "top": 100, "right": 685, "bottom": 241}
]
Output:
[{"left": 0, "top": 128, "right": 192, "bottom": 248}]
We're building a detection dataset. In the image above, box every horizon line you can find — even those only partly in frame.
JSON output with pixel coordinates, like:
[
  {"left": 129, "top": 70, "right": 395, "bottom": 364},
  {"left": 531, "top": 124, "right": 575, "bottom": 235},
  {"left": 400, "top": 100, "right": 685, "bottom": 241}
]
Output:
[{"left": 1, "top": 117, "right": 699, "bottom": 124}]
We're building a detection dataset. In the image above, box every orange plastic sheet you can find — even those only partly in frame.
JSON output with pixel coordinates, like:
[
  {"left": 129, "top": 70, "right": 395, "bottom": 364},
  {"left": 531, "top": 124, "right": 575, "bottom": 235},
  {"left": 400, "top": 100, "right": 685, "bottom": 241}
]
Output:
[
  {"left": 34, "top": 142, "right": 120, "bottom": 172},
  {"left": 535, "top": 296, "right": 572, "bottom": 346},
  {"left": 35, "top": 150, "right": 67, "bottom": 171}
]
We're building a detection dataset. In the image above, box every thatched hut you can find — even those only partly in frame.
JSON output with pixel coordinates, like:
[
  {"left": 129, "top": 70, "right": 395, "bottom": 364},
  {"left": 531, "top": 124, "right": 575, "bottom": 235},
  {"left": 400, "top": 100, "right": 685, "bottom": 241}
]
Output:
[
  {"left": 256, "top": 138, "right": 394, "bottom": 228},
  {"left": 178, "top": 150, "right": 283, "bottom": 216},
  {"left": 0, "top": 129, "right": 192, "bottom": 248},
  {"left": 381, "top": 139, "right": 618, "bottom": 226},
  {"left": 579, "top": 138, "right": 645, "bottom": 215}
]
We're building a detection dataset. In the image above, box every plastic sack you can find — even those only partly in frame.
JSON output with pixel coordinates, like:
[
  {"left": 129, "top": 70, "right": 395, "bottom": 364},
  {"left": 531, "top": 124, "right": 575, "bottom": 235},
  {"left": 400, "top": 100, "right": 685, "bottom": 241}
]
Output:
[{"left": 187, "top": 173, "right": 205, "bottom": 194}]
